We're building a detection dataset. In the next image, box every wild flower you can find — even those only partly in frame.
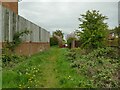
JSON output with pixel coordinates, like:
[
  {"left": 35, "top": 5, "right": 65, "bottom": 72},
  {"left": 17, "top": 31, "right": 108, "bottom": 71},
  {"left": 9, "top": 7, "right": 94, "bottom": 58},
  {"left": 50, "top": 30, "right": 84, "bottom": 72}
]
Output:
[
  {"left": 35, "top": 85, "right": 38, "bottom": 87},
  {"left": 26, "top": 72, "right": 28, "bottom": 75},
  {"left": 31, "top": 77, "right": 34, "bottom": 79},
  {"left": 28, "top": 79, "right": 31, "bottom": 81}
]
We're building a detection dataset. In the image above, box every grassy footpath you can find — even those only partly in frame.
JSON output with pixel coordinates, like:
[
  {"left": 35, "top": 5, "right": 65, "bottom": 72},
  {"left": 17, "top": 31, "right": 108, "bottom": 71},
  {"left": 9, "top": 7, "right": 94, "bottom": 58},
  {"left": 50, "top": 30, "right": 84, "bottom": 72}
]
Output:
[{"left": 2, "top": 47, "right": 88, "bottom": 88}]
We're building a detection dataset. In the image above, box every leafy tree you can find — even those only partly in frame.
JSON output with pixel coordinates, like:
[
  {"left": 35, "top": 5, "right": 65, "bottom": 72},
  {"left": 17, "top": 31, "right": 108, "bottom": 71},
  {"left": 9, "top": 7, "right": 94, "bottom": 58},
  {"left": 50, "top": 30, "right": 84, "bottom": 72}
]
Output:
[
  {"left": 50, "top": 30, "right": 64, "bottom": 47},
  {"left": 53, "top": 30, "right": 64, "bottom": 38},
  {"left": 50, "top": 37, "right": 58, "bottom": 46},
  {"left": 52, "top": 30, "right": 64, "bottom": 47},
  {"left": 78, "top": 10, "right": 108, "bottom": 49}
]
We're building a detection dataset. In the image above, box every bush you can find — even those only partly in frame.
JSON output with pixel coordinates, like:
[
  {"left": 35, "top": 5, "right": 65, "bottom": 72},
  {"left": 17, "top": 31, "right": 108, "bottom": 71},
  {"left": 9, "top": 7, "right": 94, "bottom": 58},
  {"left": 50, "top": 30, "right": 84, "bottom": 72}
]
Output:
[
  {"left": 66, "top": 47, "right": 120, "bottom": 88},
  {"left": 1, "top": 48, "right": 27, "bottom": 67},
  {"left": 50, "top": 37, "right": 58, "bottom": 46},
  {"left": 87, "top": 47, "right": 119, "bottom": 59},
  {"left": 2, "top": 54, "right": 25, "bottom": 68}
]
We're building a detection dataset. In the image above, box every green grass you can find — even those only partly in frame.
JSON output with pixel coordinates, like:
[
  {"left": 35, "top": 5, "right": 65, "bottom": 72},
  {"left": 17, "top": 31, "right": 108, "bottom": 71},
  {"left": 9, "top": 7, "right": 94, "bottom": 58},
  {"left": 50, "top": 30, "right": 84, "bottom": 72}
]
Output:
[{"left": 2, "top": 47, "right": 89, "bottom": 88}]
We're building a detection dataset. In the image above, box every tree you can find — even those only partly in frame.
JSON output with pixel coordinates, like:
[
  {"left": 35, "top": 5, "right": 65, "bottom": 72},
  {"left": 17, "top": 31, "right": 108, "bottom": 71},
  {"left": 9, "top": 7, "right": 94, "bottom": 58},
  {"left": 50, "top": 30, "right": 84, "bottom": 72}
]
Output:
[
  {"left": 53, "top": 30, "right": 64, "bottom": 47},
  {"left": 53, "top": 30, "right": 64, "bottom": 38},
  {"left": 78, "top": 10, "right": 108, "bottom": 49},
  {"left": 50, "top": 37, "right": 58, "bottom": 46}
]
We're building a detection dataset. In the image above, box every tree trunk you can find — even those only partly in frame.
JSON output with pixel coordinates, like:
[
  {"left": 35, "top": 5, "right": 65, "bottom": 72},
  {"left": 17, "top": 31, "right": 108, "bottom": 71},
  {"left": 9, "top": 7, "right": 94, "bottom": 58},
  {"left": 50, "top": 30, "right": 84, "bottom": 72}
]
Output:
[{"left": 72, "top": 40, "right": 75, "bottom": 48}]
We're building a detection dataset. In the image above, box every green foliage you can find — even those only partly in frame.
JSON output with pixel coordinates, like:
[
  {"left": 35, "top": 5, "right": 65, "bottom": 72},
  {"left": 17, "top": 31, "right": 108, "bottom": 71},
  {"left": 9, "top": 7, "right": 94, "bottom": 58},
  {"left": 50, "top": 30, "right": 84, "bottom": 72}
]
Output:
[
  {"left": 2, "top": 44, "right": 25, "bottom": 68},
  {"left": 50, "top": 30, "right": 64, "bottom": 47},
  {"left": 114, "top": 26, "right": 120, "bottom": 56},
  {"left": 53, "top": 30, "right": 64, "bottom": 38},
  {"left": 50, "top": 37, "right": 58, "bottom": 46},
  {"left": 2, "top": 47, "right": 92, "bottom": 88},
  {"left": 78, "top": 10, "right": 108, "bottom": 49},
  {"left": 5, "top": 29, "right": 31, "bottom": 52},
  {"left": 67, "top": 47, "right": 120, "bottom": 87},
  {"left": 67, "top": 37, "right": 76, "bottom": 49},
  {"left": 3, "top": 65, "right": 42, "bottom": 88},
  {"left": 2, "top": 29, "right": 31, "bottom": 68}
]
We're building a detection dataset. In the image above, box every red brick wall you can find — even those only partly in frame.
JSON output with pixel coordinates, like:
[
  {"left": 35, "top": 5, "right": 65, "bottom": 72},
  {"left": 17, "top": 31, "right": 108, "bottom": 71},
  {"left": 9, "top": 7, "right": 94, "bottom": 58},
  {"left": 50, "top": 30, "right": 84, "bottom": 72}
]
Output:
[
  {"left": 0, "top": 0, "right": 18, "bottom": 14},
  {"left": 15, "top": 42, "right": 50, "bottom": 56}
]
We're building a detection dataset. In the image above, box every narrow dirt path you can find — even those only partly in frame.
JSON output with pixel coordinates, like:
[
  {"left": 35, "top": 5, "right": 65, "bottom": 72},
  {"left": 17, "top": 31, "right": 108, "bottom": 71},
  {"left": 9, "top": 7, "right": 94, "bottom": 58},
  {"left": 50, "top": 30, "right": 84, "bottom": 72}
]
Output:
[{"left": 38, "top": 47, "right": 60, "bottom": 88}]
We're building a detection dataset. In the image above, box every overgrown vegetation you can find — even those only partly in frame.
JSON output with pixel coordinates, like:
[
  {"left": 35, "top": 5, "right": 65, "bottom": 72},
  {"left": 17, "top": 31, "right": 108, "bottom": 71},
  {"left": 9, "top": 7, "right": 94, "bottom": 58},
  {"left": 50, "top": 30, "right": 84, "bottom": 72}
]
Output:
[
  {"left": 50, "top": 37, "right": 58, "bottom": 46},
  {"left": 65, "top": 10, "right": 120, "bottom": 88},
  {"left": 4, "top": 29, "right": 31, "bottom": 52},
  {"left": 2, "top": 29, "right": 31, "bottom": 67},
  {"left": 2, "top": 47, "right": 96, "bottom": 88},
  {"left": 2, "top": 9, "right": 120, "bottom": 88},
  {"left": 50, "top": 30, "right": 64, "bottom": 47},
  {"left": 77, "top": 10, "right": 108, "bottom": 50},
  {"left": 66, "top": 47, "right": 120, "bottom": 88},
  {"left": 114, "top": 26, "right": 120, "bottom": 55}
]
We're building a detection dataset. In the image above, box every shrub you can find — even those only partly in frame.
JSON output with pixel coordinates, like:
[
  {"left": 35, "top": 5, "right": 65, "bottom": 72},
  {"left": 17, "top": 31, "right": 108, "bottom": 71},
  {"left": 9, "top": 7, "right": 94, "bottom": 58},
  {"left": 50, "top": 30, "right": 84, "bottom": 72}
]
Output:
[
  {"left": 50, "top": 37, "right": 58, "bottom": 46},
  {"left": 87, "top": 47, "right": 119, "bottom": 59},
  {"left": 2, "top": 53, "right": 25, "bottom": 68},
  {"left": 67, "top": 47, "right": 120, "bottom": 88},
  {"left": 78, "top": 10, "right": 108, "bottom": 49},
  {"left": 1, "top": 48, "right": 27, "bottom": 67}
]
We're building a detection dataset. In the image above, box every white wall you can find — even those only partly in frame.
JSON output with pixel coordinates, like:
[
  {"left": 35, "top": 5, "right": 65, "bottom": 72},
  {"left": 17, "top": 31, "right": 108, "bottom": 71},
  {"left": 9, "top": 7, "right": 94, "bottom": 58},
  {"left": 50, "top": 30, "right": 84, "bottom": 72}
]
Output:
[
  {"left": 1, "top": 5, "right": 50, "bottom": 43},
  {"left": 118, "top": 1, "right": 120, "bottom": 50},
  {"left": 0, "top": 5, "right": 2, "bottom": 42}
]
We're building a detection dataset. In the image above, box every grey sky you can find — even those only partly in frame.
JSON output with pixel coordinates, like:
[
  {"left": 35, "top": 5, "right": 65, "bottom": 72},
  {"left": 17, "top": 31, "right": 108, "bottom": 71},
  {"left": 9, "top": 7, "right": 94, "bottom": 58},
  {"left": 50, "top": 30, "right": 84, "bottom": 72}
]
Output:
[{"left": 18, "top": 0, "right": 119, "bottom": 35}]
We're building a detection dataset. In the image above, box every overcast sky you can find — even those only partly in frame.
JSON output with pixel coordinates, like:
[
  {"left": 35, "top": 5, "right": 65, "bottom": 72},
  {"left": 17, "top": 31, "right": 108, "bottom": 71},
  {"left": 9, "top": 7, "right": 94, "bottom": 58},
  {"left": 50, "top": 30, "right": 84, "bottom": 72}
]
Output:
[{"left": 18, "top": 0, "right": 119, "bottom": 35}]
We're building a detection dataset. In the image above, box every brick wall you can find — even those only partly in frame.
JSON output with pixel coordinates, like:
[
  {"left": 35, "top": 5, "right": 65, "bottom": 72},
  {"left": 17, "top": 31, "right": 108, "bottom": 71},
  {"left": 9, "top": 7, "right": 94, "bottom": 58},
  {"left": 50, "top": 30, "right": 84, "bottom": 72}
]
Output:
[
  {"left": 15, "top": 42, "right": 50, "bottom": 56},
  {"left": 0, "top": 42, "right": 2, "bottom": 54},
  {"left": 0, "top": 0, "right": 18, "bottom": 14},
  {"left": 0, "top": 4, "right": 50, "bottom": 56}
]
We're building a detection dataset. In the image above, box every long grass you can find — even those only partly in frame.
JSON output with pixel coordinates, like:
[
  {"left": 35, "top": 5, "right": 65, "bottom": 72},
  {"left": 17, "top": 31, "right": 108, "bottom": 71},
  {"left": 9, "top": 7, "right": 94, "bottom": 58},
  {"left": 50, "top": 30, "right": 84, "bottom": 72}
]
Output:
[{"left": 2, "top": 47, "right": 89, "bottom": 88}]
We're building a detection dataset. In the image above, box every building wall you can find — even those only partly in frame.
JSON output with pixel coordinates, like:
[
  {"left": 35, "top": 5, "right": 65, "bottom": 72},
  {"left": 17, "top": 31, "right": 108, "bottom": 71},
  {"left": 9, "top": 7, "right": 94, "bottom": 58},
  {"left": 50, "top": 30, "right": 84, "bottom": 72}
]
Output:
[
  {"left": 15, "top": 42, "right": 50, "bottom": 56},
  {"left": 0, "top": 0, "right": 18, "bottom": 14},
  {"left": 118, "top": 1, "right": 120, "bottom": 26},
  {"left": 1, "top": 5, "right": 50, "bottom": 56},
  {"left": 0, "top": 5, "right": 2, "bottom": 53}
]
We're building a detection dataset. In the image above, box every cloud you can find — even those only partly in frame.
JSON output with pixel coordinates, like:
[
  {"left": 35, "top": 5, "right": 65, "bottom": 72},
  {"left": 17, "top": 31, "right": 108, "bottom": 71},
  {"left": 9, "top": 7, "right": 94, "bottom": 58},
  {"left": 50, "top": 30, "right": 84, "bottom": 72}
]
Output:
[{"left": 19, "top": 2, "right": 118, "bottom": 34}]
